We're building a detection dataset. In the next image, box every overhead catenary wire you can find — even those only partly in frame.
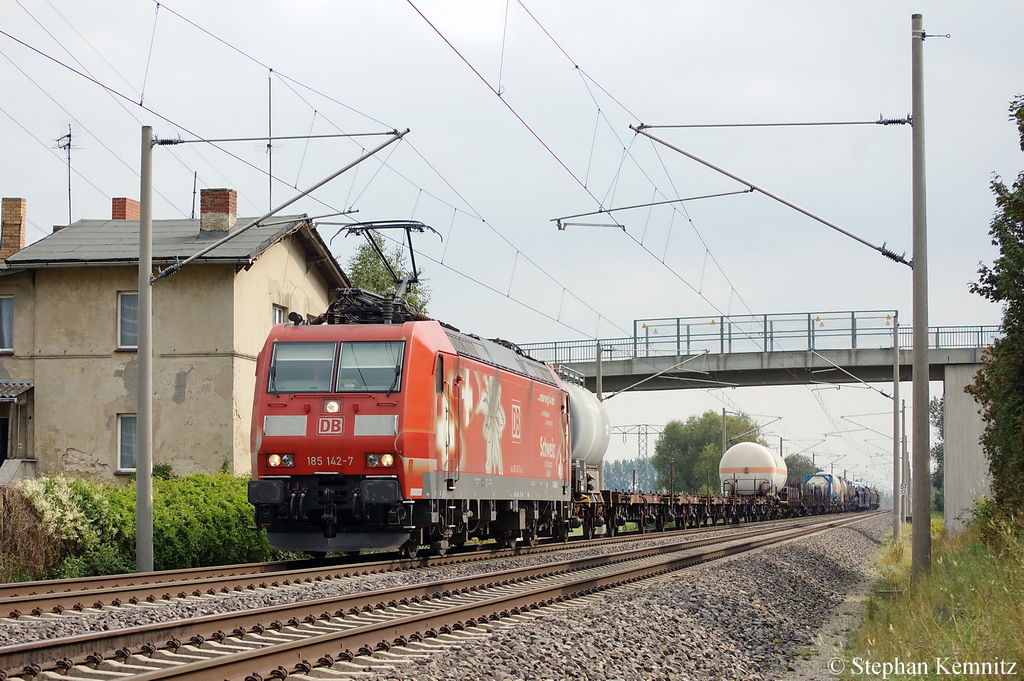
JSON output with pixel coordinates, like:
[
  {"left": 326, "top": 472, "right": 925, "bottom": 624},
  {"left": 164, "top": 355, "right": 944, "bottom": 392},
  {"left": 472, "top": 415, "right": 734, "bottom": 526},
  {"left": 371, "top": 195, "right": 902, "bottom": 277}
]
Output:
[
  {"left": 639, "top": 117, "right": 911, "bottom": 129},
  {"left": 0, "top": 28, "right": 326, "bottom": 216},
  {"left": 139, "top": 1, "right": 160, "bottom": 106},
  {"left": 271, "top": 27, "right": 639, "bottom": 340},
  {"left": 0, "top": 47, "right": 190, "bottom": 212},
  {"left": 153, "top": 129, "right": 409, "bottom": 282},
  {"left": 0, "top": 17, "right": 400, "bottom": 223},
  {"left": 503, "top": 5, "right": 889, "bottom": 456},
  {"left": 4, "top": 6, "right": 892, "bottom": 478},
  {"left": 552, "top": 189, "right": 754, "bottom": 228},
  {"left": 22, "top": 0, "right": 142, "bottom": 99},
  {"left": 405, "top": 0, "right": 606, "bottom": 210},
  {"left": 9, "top": 1, "right": 259, "bottom": 217},
  {"left": 497, "top": 5, "right": 785, "bottom": 345},
  {"left": 403, "top": 2, "right": 772, "bottom": 344},
  {"left": 3, "top": 1, "right": 722, "bottom": 346},
  {"left": 513, "top": 1, "right": 771, "bottom": 333},
  {"left": 631, "top": 125, "right": 912, "bottom": 267}
]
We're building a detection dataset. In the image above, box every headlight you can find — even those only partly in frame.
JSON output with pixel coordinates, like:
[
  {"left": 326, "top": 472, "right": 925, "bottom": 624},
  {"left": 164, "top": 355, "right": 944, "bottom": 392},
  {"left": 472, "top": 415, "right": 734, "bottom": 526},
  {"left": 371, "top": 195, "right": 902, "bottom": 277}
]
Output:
[
  {"left": 267, "top": 453, "right": 295, "bottom": 468},
  {"left": 366, "top": 453, "right": 396, "bottom": 468},
  {"left": 323, "top": 399, "right": 341, "bottom": 414}
]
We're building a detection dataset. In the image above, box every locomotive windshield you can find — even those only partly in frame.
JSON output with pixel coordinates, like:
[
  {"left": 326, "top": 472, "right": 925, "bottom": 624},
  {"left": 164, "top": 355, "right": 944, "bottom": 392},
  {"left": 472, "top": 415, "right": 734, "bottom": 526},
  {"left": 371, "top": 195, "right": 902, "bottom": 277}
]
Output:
[
  {"left": 269, "top": 342, "right": 336, "bottom": 392},
  {"left": 337, "top": 341, "right": 405, "bottom": 393},
  {"left": 267, "top": 340, "right": 405, "bottom": 393}
]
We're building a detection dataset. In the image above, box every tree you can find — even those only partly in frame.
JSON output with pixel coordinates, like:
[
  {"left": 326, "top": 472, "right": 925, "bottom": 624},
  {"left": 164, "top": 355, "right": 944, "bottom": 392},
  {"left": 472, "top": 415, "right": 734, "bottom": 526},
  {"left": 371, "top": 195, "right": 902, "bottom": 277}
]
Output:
[
  {"left": 930, "top": 395, "right": 944, "bottom": 512},
  {"left": 966, "top": 94, "right": 1024, "bottom": 513},
  {"left": 345, "top": 232, "right": 431, "bottom": 314},
  {"left": 603, "top": 457, "right": 656, "bottom": 492},
  {"left": 784, "top": 453, "right": 817, "bottom": 485},
  {"left": 651, "top": 410, "right": 764, "bottom": 494}
]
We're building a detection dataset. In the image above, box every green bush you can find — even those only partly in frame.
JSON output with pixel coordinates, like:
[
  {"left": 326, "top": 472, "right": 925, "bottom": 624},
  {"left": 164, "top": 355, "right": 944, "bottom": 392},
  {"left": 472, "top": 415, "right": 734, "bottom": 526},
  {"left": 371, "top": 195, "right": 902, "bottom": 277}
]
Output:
[
  {"left": 13, "top": 476, "right": 135, "bottom": 579},
  {"left": 2, "top": 473, "right": 273, "bottom": 582},
  {"left": 150, "top": 474, "right": 273, "bottom": 570}
]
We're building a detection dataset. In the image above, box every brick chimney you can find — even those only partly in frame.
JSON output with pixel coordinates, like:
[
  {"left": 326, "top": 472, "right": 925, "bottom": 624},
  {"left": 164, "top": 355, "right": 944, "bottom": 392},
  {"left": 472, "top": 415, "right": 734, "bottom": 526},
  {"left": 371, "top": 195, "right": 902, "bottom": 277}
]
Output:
[
  {"left": 112, "top": 197, "right": 140, "bottom": 220},
  {"left": 1, "top": 198, "right": 27, "bottom": 260},
  {"left": 200, "top": 188, "right": 237, "bottom": 232}
]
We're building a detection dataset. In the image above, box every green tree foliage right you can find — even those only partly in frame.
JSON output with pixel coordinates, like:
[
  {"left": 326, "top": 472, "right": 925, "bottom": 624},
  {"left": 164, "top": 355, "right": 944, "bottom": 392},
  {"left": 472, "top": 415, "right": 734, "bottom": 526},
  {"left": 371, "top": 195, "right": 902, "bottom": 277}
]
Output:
[
  {"left": 651, "top": 410, "right": 765, "bottom": 494},
  {"left": 966, "top": 94, "right": 1024, "bottom": 514},
  {"left": 345, "top": 232, "right": 431, "bottom": 314},
  {"left": 784, "top": 453, "right": 817, "bottom": 485}
]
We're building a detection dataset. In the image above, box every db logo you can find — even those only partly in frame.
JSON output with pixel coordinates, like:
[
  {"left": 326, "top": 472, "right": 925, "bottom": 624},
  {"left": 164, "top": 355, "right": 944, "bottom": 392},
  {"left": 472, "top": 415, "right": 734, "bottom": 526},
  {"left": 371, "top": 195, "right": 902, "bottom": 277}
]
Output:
[
  {"left": 317, "top": 417, "right": 344, "bottom": 435},
  {"left": 511, "top": 401, "right": 522, "bottom": 443}
]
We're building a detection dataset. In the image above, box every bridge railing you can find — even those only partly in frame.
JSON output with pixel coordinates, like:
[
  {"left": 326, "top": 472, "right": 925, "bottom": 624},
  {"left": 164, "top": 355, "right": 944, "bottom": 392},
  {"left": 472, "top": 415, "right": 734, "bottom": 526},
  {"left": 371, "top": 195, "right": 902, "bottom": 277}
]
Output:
[{"left": 518, "top": 311, "right": 1001, "bottom": 364}]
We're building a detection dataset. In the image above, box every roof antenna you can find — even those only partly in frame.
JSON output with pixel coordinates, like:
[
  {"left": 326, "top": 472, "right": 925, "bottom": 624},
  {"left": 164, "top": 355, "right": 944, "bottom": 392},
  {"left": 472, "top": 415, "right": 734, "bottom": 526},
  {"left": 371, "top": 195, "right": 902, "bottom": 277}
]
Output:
[{"left": 54, "top": 124, "right": 75, "bottom": 228}]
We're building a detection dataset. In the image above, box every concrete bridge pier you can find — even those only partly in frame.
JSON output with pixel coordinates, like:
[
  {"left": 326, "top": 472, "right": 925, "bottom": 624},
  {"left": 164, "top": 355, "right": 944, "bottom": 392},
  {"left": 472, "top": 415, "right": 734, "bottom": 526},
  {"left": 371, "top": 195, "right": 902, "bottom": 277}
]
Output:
[{"left": 943, "top": 364, "right": 991, "bottom": 532}]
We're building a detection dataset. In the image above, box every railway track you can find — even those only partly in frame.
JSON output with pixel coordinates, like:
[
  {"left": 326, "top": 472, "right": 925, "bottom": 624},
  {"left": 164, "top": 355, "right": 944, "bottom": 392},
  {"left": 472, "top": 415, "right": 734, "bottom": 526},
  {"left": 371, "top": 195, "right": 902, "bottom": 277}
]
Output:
[
  {"left": 0, "top": 512, "right": 880, "bottom": 680},
  {"left": 0, "top": 513, "right": 841, "bottom": 621}
]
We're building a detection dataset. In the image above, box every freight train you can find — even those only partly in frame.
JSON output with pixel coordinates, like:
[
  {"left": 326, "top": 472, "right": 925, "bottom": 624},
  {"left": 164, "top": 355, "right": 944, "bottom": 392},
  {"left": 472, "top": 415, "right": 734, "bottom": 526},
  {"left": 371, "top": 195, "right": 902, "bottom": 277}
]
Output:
[
  {"left": 718, "top": 441, "right": 880, "bottom": 511},
  {"left": 247, "top": 287, "right": 877, "bottom": 558}
]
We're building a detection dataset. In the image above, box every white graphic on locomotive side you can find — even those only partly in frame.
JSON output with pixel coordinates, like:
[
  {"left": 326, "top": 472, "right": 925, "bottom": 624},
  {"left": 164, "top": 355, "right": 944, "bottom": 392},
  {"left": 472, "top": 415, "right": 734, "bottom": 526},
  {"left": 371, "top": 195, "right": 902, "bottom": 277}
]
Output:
[
  {"left": 475, "top": 371, "right": 506, "bottom": 475},
  {"left": 436, "top": 364, "right": 471, "bottom": 474}
]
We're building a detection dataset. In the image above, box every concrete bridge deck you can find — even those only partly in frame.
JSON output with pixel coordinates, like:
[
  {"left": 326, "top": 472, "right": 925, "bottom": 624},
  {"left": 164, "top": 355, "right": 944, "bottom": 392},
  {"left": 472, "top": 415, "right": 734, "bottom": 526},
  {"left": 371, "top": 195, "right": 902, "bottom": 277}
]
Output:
[{"left": 518, "top": 310, "right": 997, "bottom": 392}]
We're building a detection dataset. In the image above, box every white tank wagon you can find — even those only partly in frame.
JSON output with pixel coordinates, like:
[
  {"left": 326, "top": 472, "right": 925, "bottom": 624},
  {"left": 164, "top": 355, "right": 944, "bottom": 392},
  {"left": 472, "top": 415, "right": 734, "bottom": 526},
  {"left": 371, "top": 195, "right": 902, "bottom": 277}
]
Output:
[
  {"left": 838, "top": 477, "right": 850, "bottom": 504},
  {"left": 564, "top": 382, "right": 610, "bottom": 492},
  {"left": 803, "top": 472, "right": 846, "bottom": 503},
  {"left": 719, "top": 442, "right": 787, "bottom": 496}
]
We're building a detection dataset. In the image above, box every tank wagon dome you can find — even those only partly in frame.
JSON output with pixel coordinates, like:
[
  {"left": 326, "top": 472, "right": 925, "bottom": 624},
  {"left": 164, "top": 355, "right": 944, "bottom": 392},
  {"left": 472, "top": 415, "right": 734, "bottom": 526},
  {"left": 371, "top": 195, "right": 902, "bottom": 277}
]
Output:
[
  {"left": 719, "top": 442, "right": 787, "bottom": 496},
  {"left": 563, "top": 382, "right": 610, "bottom": 467}
]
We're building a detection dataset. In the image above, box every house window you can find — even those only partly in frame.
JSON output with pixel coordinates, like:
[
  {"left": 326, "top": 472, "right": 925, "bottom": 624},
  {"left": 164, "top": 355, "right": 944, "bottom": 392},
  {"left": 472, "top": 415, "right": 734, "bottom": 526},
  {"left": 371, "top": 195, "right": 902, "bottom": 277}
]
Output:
[
  {"left": 272, "top": 304, "right": 287, "bottom": 326},
  {"left": 0, "top": 297, "right": 12, "bottom": 352},
  {"left": 118, "top": 414, "right": 137, "bottom": 471},
  {"left": 119, "top": 292, "right": 138, "bottom": 349}
]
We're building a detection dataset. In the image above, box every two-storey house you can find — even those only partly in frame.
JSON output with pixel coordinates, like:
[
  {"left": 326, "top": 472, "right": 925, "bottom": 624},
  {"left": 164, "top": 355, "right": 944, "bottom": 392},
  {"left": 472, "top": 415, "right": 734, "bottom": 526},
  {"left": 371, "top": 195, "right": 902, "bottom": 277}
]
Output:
[{"left": 0, "top": 188, "right": 348, "bottom": 482}]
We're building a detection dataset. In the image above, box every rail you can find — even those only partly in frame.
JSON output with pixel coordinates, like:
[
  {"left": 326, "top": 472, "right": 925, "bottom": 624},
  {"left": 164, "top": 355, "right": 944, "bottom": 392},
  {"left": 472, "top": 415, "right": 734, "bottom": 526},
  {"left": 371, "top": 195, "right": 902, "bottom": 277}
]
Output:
[{"left": 518, "top": 310, "right": 1001, "bottom": 364}]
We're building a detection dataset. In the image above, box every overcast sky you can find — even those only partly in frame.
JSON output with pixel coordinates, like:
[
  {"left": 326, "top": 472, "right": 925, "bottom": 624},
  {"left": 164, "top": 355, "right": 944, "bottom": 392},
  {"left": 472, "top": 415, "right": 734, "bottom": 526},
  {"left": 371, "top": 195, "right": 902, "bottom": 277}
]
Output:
[{"left": 2, "top": 1, "right": 1021, "bottom": 488}]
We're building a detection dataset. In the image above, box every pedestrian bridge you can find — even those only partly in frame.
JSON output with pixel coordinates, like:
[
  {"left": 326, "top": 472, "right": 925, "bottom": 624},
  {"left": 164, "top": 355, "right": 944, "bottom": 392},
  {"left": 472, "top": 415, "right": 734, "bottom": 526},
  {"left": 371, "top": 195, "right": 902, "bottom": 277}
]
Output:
[
  {"left": 518, "top": 310, "right": 998, "bottom": 393},
  {"left": 518, "top": 309, "right": 1001, "bottom": 533}
]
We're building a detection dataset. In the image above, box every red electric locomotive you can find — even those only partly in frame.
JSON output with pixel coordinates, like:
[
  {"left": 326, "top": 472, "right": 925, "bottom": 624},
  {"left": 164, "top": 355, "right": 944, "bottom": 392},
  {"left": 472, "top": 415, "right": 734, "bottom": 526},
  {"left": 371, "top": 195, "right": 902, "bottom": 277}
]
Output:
[{"left": 248, "top": 288, "right": 608, "bottom": 557}]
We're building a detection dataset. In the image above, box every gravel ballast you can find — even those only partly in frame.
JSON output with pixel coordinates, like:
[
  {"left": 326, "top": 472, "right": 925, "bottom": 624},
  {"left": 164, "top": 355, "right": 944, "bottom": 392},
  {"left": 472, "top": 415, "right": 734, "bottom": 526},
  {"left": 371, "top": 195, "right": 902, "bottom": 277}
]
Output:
[
  {"left": 369, "top": 512, "right": 888, "bottom": 680},
  {"left": 0, "top": 513, "right": 888, "bottom": 680}
]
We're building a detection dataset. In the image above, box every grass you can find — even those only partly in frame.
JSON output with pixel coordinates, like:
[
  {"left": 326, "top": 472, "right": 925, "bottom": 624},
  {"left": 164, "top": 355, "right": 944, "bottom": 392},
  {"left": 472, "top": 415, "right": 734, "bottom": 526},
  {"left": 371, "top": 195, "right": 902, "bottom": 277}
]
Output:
[{"left": 842, "top": 507, "right": 1024, "bottom": 679}]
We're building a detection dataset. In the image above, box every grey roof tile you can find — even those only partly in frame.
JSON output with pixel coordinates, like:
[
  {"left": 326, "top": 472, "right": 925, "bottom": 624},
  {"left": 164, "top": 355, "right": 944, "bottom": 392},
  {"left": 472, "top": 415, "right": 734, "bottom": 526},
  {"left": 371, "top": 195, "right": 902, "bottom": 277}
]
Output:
[{"left": 5, "top": 217, "right": 308, "bottom": 266}]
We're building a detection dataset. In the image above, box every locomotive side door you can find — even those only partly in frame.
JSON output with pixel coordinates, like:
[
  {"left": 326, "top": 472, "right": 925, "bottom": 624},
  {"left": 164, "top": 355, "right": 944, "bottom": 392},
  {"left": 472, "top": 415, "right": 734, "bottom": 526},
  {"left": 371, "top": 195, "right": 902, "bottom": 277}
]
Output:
[{"left": 438, "top": 353, "right": 461, "bottom": 488}]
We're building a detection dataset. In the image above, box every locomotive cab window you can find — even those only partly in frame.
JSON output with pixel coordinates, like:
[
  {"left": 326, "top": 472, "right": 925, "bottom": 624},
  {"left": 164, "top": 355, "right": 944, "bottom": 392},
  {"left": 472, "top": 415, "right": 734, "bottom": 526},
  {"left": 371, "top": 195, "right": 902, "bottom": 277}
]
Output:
[
  {"left": 337, "top": 341, "right": 405, "bottom": 393},
  {"left": 269, "top": 342, "right": 337, "bottom": 392}
]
